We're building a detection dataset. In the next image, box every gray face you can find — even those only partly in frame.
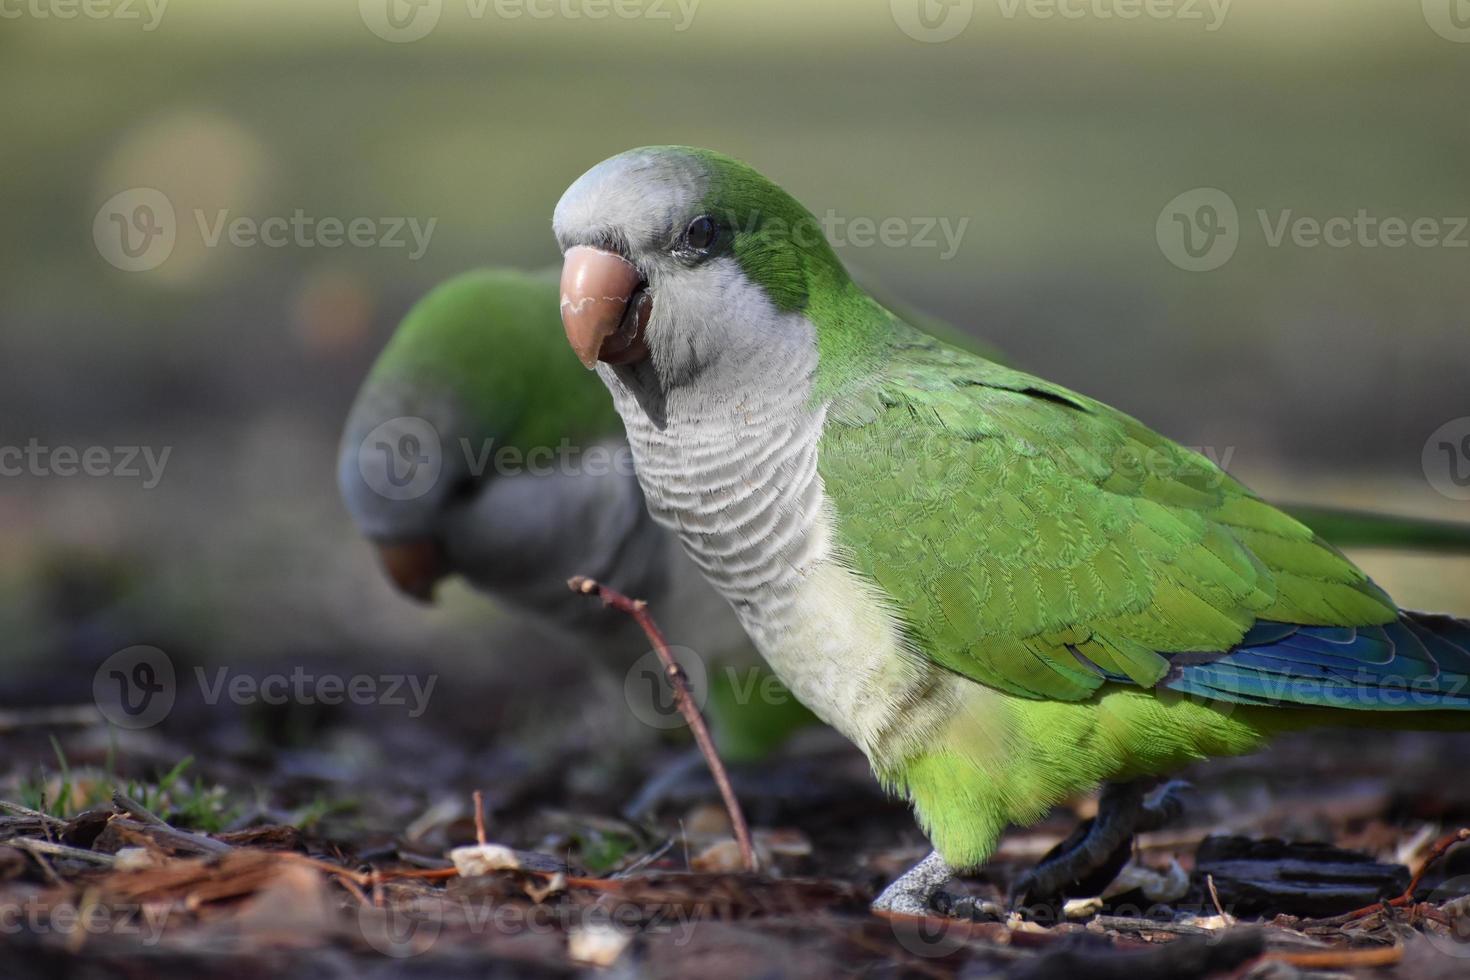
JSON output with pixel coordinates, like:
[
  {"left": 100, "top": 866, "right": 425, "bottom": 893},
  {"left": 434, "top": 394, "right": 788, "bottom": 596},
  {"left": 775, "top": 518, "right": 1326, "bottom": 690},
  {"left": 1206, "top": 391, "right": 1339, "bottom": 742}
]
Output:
[
  {"left": 553, "top": 149, "right": 709, "bottom": 262},
  {"left": 336, "top": 380, "right": 483, "bottom": 600},
  {"left": 554, "top": 150, "right": 766, "bottom": 389},
  {"left": 336, "top": 383, "right": 476, "bottom": 545}
]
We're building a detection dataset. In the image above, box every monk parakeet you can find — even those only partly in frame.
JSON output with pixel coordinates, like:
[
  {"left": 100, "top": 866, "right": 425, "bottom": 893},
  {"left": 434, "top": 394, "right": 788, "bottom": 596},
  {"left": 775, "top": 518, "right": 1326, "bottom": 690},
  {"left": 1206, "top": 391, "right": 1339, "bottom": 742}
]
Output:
[
  {"left": 337, "top": 268, "right": 1463, "bottom": 776},
  {"left": 337, "top": 268, "right": 809, "bottom": 761},
  {"left": 552, "top": 147, "right": 1470, "bottom": 914}
]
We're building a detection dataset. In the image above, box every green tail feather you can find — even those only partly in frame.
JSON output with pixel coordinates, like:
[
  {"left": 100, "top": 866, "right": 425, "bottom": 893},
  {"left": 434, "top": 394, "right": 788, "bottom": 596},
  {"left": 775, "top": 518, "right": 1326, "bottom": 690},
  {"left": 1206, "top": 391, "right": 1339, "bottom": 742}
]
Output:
[{"left": 1280, "top": 505, "right": 1470, "bottom": 553}]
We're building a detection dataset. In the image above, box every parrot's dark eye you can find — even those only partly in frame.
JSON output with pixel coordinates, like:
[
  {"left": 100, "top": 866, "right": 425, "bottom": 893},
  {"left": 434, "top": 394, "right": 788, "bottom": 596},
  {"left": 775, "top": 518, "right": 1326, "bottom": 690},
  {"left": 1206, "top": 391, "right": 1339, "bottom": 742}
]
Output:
[{"left": 682, "top": 215, "right": 718, "bottom": 253}]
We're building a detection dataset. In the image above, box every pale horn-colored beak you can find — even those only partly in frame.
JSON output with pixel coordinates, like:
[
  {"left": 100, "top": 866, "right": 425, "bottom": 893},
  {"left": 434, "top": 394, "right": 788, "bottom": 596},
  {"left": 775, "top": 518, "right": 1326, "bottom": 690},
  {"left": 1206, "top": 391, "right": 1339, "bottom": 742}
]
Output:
[{"left": 559, "top": 245, "right": 651, "bottom": 369}]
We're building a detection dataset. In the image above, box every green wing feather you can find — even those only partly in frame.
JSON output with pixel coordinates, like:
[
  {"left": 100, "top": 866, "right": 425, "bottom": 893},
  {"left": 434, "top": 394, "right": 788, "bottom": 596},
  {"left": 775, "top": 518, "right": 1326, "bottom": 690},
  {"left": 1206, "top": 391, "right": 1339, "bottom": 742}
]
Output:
[{"left": 819, "top": 324, "right": 1398, "bottom": 702}]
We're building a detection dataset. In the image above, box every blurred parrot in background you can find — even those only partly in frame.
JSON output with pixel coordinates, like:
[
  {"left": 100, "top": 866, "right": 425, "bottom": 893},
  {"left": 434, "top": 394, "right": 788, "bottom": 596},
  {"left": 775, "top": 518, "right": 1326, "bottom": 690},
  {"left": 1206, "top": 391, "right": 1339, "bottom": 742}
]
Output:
[
  {"left": 337, "top": 268, "right": 812, "bottom": 763},
  {"left": 551, "top": 146, "right": 1470, "bottom": 915}
]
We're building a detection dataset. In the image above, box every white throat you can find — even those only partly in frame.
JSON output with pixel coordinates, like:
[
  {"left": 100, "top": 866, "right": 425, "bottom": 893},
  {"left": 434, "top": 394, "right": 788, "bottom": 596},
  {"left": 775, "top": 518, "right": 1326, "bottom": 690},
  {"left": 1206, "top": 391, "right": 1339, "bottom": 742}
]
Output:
[
  {"left": 594, "top": 275, "right": 945, "bottom": 760},
  {"left": 596, "top": 286, "right": 827, "bottom": 618}
]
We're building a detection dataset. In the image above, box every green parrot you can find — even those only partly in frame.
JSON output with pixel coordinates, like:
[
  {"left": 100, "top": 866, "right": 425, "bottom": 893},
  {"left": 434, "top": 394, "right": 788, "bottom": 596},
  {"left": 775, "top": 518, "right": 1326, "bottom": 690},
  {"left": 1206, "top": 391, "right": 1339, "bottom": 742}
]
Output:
[
  {"left": 552, "top": 146, "right": 1470, "bottom": 914},
  {"left": 337, "top": 269, "right": 1465, "bottom": 768},
  {"left": 337, "top": 268, "right": 810, "bottom": 761}
]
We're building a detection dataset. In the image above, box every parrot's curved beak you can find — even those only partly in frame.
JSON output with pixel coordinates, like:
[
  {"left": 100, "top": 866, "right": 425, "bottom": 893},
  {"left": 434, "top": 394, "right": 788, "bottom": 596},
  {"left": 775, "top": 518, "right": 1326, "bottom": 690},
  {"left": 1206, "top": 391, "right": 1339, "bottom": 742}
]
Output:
[
  {"left": 559, "top": 245, "right": 651, "bottom": 369},
  {"left": 373, "top": 538, "right": 446, "bottom": 603}
]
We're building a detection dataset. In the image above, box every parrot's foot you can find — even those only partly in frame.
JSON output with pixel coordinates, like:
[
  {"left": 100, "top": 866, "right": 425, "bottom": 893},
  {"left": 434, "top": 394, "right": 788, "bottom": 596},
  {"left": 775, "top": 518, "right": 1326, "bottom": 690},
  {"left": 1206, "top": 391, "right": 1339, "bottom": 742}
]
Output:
[
  {"left": 1009, "top": 779, "right": 1190, "bottom": 910},
  {"left": 871, "top": 850, "right": 959, "bottom": 916}
]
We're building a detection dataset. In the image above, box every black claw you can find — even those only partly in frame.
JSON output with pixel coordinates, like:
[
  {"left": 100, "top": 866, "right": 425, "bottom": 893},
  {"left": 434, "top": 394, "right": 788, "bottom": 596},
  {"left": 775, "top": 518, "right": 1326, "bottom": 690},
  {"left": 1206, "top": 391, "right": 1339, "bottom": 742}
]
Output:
[
  {"left": 1010, "top": 778, "right": 1192, "bottom": 911},
  {"left": 934, "top": 891, "right": 999, "bottom": 921},
  {"left": 1010, "top": 827, "right": 1135, "bottom": 910}
]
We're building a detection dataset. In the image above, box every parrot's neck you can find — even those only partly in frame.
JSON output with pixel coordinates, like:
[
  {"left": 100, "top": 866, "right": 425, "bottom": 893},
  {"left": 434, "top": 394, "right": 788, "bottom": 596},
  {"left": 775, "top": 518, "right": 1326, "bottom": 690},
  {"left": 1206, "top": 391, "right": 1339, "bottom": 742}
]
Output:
[
  {"left": 442, "top": 455, "right": 676, "bottom": 627},
  {"left": 601, "top": 321, "right": 828, "bottom": 613},
  {"left": 596, "top": 308, "right": 949, "bottom": 764}
]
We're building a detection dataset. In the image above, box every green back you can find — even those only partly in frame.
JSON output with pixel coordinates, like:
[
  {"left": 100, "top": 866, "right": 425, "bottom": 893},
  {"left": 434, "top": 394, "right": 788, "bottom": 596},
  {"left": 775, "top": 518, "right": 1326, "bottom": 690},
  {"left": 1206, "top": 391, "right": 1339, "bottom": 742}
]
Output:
[{"left": 818, "top": 328, "right": 1398, "bottom": 701}]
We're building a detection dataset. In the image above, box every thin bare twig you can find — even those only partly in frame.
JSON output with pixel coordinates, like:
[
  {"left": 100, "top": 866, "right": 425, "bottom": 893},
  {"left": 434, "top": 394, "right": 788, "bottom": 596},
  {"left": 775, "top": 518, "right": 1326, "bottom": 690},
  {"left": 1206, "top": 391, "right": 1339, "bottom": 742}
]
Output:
[
  {"left": 1205, "top": 873, "right": 1233, "bottom": 926},
  {"left": 0, "top": 800, "right": 66, "bottom": 826},
  {"left": 1341, "top": 826, "right": 1470, "bottom": 922},
  {"left": 568, "top": 575, "right": 757, "bottom": 873},
  {"left": 4, "top": 837, "right": 117, "bottom": 866},
  {"left": 615, "top": 838, "right": 676, "bottom": 878},
  {"left": 112, "top": 790, "right": 170, "bottom": 827},
  {"left": 1263, "top": 945, "right": 1404, "bottom": 970},
  {"left": 472, "top": 790, "right": 488, "bottom": 847},
  {"left": 111, "top": 790, "right": 233, "bottom": 856},
  {"left": 336, "top": 873, "right": 373, "bottom": 907}
]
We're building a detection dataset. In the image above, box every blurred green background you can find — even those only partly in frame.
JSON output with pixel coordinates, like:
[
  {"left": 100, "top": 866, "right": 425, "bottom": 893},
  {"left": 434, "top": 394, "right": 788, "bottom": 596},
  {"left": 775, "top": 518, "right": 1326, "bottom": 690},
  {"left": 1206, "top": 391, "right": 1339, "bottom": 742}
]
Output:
[{"left": 2, "top": 0, "right": 1468, "bottom": 684}]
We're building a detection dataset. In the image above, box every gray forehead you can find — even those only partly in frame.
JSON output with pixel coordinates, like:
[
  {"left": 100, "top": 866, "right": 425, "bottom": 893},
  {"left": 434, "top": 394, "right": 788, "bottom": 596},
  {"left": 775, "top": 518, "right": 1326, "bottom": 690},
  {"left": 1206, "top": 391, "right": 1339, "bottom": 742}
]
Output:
[{"left": 553, "top": 150, "right": 709, "bottom": 254}]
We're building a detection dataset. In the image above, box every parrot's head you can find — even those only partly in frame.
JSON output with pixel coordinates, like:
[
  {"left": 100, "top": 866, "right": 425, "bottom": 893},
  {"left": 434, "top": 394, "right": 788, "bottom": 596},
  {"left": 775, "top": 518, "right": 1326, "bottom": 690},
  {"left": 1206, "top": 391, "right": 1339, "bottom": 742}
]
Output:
[
  {"left": 337, "top": 268, "right": 620, "bottom": 602},
  {"left": 553, "top": 146, "right": 863, "bottom": 390}
]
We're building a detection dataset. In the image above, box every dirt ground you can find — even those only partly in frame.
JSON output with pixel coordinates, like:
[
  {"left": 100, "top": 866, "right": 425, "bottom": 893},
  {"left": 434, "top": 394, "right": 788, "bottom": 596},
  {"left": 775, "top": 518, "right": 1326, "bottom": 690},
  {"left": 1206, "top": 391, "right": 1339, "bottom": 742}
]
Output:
[{"left": 4, "top": 637, "right": 1470, "bottom": 980}]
